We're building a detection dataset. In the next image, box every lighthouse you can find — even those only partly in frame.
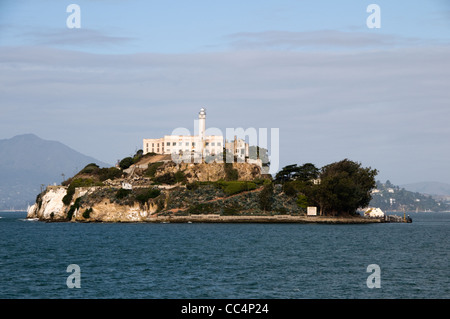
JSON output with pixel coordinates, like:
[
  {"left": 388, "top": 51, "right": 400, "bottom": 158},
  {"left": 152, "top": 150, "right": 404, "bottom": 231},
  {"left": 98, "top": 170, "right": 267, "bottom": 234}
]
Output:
[{"left": 198, "top": 107, "right": 206, "bottom": 155}]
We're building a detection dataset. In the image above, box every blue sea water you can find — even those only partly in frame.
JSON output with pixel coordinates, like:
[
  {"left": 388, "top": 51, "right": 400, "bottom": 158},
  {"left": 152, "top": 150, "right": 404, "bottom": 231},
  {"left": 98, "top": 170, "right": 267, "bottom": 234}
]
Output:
[{"left": 0, "top": 211, "right": 448, "bottom": 299}]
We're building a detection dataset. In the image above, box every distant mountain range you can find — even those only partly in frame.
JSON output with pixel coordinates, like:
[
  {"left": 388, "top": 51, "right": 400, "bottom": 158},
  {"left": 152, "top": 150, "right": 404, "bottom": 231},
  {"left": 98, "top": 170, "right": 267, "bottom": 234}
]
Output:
[
  {"left": 400, "top": 182, "right": 450, "bottom": 196},
  {"left": 0, "top": 134, "right": 110, "bottom": 210}
]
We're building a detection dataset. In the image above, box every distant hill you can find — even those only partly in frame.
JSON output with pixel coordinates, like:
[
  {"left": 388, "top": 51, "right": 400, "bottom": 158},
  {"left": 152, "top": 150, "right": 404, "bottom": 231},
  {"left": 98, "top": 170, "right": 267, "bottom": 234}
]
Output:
[
  {"left": 370, "top": 180, "right": 450, "bottom": 212},
  {"left": 0, "top": 134, "right": 110, "bottom": 210},
  {"left": 400, "top": 181, "right": 450, "bottom": 196}
]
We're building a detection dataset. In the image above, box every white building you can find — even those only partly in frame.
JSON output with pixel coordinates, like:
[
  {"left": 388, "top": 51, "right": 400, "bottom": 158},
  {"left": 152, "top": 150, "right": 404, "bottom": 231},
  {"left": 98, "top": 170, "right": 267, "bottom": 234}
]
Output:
[
  {"left": 143, "top": 108, "right": 222, "bottom": 159},
  {"left": 143, "top": 108, "right": 261, "bottom": 165},
  {"left": 364, "top": 207, "right": 385, "bottom": 218}
]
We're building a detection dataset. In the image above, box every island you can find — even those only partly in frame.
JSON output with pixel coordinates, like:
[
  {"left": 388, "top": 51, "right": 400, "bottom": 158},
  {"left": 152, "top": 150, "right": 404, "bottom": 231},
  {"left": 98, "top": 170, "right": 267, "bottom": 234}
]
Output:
[
  {"left": 27, "top": 151, "right": 393, "bottom": 224},
  {"left": 27, "top": 108, "right": 406, "bottom": 224}
]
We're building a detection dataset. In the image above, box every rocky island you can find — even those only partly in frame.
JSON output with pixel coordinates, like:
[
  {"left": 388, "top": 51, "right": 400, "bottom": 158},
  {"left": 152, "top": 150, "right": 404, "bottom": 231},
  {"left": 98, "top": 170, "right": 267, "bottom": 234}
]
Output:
[
  {"left": 27, "top": 151, "right": 387, "bottom": 224},
  {"left": 27, "top": 108, "right": 389, "bottom": 224}
]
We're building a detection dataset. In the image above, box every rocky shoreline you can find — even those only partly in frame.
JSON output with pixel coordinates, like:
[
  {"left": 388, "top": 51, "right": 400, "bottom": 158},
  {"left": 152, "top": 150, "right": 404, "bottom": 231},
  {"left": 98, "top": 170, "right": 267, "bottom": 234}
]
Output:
[
  {"left": 124, "top": 214, "right": 383, "bottom": 224},
  {"left": 26, "top": 159, "right": 393, "bottom": 224}
]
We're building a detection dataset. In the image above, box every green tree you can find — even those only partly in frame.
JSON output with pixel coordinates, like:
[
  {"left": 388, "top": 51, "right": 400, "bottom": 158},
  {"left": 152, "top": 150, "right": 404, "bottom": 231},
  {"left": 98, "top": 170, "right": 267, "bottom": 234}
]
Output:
[
  {"left": 275, "top": 163, "right": 319, "bottom": 183},
  {"left": 119, "top": 157, "right": 134, "bottom": 170},
  {"left": 275, "top": 164, "right": 299, "bottom": 182},
  {"left": 296, "top": 163, "right": 319, "bottom": 182},
  {"left": 315, "top": 159, "right": 378, "bottom": 216},
  {"left": 259, "top": 182, "right": 274, "bottom": 211},
  {"left": 296, "top": 194, "right": 309, "bottom": 209}
]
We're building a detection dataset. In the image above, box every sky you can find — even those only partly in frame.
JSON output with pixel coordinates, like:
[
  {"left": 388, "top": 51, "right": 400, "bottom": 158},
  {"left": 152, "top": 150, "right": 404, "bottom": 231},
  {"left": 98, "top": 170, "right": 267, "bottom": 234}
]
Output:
[{"left": 1, "top": 0, "right": 449, "bottom": 185}]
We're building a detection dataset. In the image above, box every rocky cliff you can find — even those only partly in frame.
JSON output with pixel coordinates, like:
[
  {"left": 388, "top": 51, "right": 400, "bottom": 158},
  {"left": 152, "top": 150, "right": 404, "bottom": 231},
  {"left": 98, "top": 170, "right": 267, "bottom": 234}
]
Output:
[
  {"left": 27, "top": 183, "right": 302, "bottom": 222},
  {"left": 27, "top": 158, "right": 303, "bottom": 222}
]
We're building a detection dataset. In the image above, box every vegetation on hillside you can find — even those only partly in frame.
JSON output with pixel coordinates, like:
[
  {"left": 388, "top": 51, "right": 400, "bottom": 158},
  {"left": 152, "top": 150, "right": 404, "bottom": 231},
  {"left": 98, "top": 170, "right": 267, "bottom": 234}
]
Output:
[
  {"left": 275, "top": 159, "right": 378, "bottom": 216},
  {"left": 58, "top": 151, "right": 409, "bottom": 217}
]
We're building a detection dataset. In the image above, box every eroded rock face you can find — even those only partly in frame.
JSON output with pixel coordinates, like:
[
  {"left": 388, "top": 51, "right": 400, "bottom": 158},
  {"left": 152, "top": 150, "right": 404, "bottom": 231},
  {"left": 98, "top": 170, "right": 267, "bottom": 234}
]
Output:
[
  {"left": 27, "top": 184, "right": 164, "bottom": 222},
  {"left": 27, "top": 186, "right": 67, "bottom": 220},
  {"left": 155, "top": 162, "right": 262, "bottom": 183},
  {"left": 75, "top": 200, "right": 158, "bottom": 222},
  {"left": 26, "top": 162, "right": 279, "bottom": 222}
]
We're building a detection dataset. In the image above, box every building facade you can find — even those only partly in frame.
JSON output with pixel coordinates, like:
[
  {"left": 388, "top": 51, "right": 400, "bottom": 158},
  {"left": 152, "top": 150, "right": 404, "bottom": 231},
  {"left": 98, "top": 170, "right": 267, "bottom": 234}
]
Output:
[{"left": 143, "top": 108, "right": 230, "bottom": 159}]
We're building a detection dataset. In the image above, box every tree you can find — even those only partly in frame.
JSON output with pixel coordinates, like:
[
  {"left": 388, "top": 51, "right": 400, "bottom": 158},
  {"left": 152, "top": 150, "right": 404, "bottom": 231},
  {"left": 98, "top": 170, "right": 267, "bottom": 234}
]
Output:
[
  {"left": 275, "top": 164, "right": 300, "bottom": 182},
  {"left": 315, "top": 159, "right": 378, "bottom": 216},
  {"left": 296, "top": 163, "right": 319, "bottom": 182},
  {"left": 259, "top": 182, "right": 274, "bottom": 211},
  {"left": 275, "top": 163, "right": 319, "bottom": 183},
  {"left": 119, "top": 157, "right": 134, "bottom": 170}
]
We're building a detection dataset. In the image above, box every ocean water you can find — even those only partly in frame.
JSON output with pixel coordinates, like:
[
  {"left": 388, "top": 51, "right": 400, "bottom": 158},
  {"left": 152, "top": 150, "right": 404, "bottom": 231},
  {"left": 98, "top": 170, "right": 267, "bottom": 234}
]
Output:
[{"left": 0, "top": 211, "right": 448, "bottom": 299}]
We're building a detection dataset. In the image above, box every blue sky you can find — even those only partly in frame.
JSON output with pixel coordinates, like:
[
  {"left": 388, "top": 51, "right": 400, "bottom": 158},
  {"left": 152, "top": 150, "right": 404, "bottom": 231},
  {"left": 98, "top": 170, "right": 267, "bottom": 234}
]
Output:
[
  {"left": 1, "top": 1, "right": 450, "bottom": 184},
  {"left": 2, "top": 0, "right": 449, "bottom": 53}
]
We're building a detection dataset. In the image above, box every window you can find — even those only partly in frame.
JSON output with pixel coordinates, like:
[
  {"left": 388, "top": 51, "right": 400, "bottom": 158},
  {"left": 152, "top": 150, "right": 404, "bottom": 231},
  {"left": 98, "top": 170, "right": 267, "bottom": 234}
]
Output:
[
  {"left": 192, "top": 142, "right": 195, "bottom": 146},
  {"left": 173, "top": 142, "right": 176, "bottom": 146},
  {"left": 186, "top": 142, "right": 189, "bottom": 146},
  {"left": 179, "top": 142, "right": 182, "bottom": 146},
  {"left": 217, "top": 142, "right": 221, "bottom": 146},
  {"left": 152, "top": 148, "right": 154, "bottom": 152},
  {"left": 167, "top": 142, "right": 170, "bottom": 146},
  {"left": 152, "top": 143, "right": 154, "bottom": 147},
  {"left": 211, "top": 142, "right": 215, "bottom": 146}
]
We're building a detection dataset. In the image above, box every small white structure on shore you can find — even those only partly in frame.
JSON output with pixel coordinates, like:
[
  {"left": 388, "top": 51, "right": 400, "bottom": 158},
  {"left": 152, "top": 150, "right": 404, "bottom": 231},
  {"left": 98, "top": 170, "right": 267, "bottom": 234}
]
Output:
[
  {"left": 121, "top": 182, "right": 132, "bottom": 190},
  {"left": 307, "top": 206, "right": 317, "bottom": 216},
  {"left": 364, "top": 207, "right": 384, "bottom": 218}
]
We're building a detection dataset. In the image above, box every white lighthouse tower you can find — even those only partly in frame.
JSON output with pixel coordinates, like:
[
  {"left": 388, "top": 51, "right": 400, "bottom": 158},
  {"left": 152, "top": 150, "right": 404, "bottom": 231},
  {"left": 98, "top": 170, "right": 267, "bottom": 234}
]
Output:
[
  {"left": 199, "top": 107, "right": 206, "bottom": 138},
  {"left": 198, "top": 107, "right": 206, "bottom": 156}
]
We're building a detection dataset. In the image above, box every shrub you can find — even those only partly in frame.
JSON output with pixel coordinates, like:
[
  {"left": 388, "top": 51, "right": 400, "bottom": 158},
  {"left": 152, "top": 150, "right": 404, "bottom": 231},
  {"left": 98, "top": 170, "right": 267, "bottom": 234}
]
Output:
[
  {"left": 154, "top": 173, "right": 176, "bottom": 185},
  {"left": 62, "top": 186, "right": 76, "bottom": 206},
  {"left": 67, "top": 198, "right": 81, "bottom": 220},
  {"left": 223, "top": 205, "right": 240, "bottom": 216},
  {"left": 283, "top": 182, "right": 297, "bottom": 197},
  {"left": 220, "top": 181, "right": 257, "bottom": 196},
  {"left": 224, "top": 163, "right": 239, "bottom": 181},
  {"left": 187, "top": 203, "right": 215, "bottom": 214},
  {"left": 133, "top": 149, "right": 144, "bottom": 164},
  {"left": 259, "top": 182, "right": 274, "bottom": 211},
  {"left": 145, "top": 162, "right": 164, "bottom": 177},
  {"left": 134, "top": 188, "right": 161, "bottom": 204},
  {"left": 116, "top": 188, "right": 132, "bottom": 199},
  {"left": 80, "top": 163, "right": 100, "bottom": 174},
  {"left": 186, "top": 182, "right": 199, "bottom": 190},
  {"left": 119, "top": 157, "right": 134, "bottom": 170},
  {"left": 98, "top": 167, "right": 122, "bottom": 181},
  {"left": 296, "top": 194, "right": 308, "bottom": 209},
  {"left": 62, "top": 178, "right": 103, "bottom": 206},
  {"left": 82, "top": 208, "right": 93, "bottom": 219},
  {"left": 61, "top": 177, "right": 73, "bottom": 186},
  {"left": 174, "top": 170, "right": 187, "bottom": 184}
]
